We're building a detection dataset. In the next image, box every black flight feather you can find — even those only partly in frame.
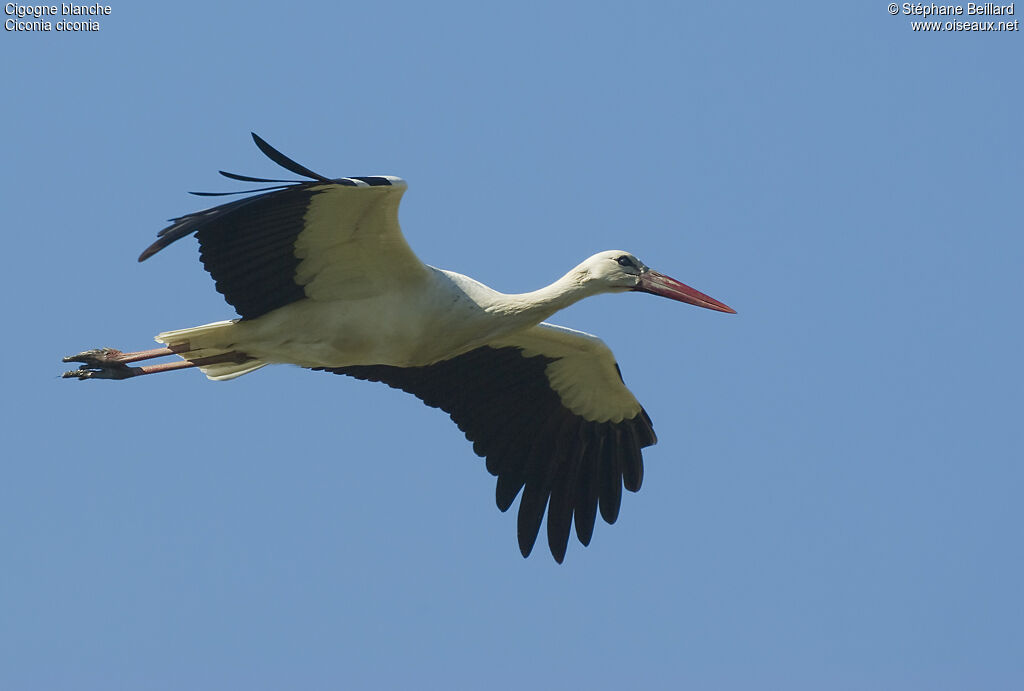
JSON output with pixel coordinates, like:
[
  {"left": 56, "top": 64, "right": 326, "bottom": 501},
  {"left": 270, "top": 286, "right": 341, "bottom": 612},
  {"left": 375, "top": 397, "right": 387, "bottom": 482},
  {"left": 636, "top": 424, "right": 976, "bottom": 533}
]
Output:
[
  {"left": 317, "top": 345, "right": 656, "bottom": 562},
  {"left": 218, "top": 169, "right": 303, "bottom": 184},
  {"left": 250, "top": 132, "right": 332, "bottom": 182}
]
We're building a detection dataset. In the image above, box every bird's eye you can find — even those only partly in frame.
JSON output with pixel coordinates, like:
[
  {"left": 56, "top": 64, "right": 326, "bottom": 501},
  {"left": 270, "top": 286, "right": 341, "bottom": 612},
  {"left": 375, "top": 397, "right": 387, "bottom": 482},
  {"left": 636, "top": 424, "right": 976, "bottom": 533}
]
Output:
[{"left": 616, "top": 256, "right": 635, "bottom": 268}]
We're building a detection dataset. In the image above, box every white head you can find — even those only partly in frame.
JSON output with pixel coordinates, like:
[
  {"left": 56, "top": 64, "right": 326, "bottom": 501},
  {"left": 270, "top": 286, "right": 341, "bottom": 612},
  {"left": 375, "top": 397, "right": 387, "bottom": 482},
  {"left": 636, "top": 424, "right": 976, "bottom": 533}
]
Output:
[{"left": 574, "top": 250, "right": 736, "bottom": 313}]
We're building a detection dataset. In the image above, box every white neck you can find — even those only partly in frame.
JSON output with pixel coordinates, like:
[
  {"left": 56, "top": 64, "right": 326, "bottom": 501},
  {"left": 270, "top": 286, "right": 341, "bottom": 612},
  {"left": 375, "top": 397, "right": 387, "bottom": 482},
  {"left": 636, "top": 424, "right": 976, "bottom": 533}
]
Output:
[{"left": 491, "top": 268, "right": 599, "bottom": 326}]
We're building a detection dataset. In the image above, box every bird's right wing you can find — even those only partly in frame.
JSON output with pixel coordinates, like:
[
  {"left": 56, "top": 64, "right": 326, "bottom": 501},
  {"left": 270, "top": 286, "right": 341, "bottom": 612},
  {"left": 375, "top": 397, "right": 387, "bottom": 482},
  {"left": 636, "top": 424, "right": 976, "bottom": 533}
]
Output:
[
  {"left": 139, "top": 133, "right": 429, "bottom": 320},
  {"left": 318, "top": 323, "right": 657, "bottom": 563}
]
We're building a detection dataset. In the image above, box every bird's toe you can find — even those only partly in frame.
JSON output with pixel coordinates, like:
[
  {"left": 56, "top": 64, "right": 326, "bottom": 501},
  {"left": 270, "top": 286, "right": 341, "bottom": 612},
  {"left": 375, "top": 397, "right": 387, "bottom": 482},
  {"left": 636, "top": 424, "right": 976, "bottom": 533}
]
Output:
[
  {"left": 62, "top": 348, "right": 125, "bottom": 366},
  {"left": 61, "top": 363, "right": 137, "bottom": 380}
]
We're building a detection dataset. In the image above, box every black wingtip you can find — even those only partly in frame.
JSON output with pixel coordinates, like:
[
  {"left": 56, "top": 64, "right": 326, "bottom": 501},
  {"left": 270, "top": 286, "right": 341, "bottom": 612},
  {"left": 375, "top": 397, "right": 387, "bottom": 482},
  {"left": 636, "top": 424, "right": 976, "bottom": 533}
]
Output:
[
  {"left": 138, "top": 241, "right": 161, "bottom": 262},
  {"left": 218, "top": 169, "right": 299, "bottom": 184},
  {"left": 518, "top": 523, "right": 539, "bottom": 559},
  {"left": 188, "top": 183, "right": 293, "bottom": 197},
  {"left": 250, "top": 133, "right": 332, "bottom": 183},
  {"left": 549, "top": 541, "right": 567, "bottom": 564}
]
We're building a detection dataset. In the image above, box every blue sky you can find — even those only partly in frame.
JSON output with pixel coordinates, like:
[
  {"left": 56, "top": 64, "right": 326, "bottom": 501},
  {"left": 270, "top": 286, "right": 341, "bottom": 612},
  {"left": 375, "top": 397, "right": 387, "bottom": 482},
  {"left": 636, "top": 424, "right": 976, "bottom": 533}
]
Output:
[{"left": 2, "top": 2, "right": 1021, "bottom": 689}]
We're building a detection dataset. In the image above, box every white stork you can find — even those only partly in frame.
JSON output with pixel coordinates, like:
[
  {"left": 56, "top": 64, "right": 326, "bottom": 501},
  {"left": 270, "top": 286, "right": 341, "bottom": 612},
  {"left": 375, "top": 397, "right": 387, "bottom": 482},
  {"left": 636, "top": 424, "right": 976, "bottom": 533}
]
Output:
[{"left": 63, "top": 134, "right": 735, "bottom": 562}]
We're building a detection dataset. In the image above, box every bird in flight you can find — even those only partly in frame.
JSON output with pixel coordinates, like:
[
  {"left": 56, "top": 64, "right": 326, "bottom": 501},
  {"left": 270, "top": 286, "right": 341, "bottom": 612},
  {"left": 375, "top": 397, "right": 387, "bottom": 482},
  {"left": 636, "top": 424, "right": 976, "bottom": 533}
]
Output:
[{"left": 63, "top": 133, "right": 735, "bottom": 562}]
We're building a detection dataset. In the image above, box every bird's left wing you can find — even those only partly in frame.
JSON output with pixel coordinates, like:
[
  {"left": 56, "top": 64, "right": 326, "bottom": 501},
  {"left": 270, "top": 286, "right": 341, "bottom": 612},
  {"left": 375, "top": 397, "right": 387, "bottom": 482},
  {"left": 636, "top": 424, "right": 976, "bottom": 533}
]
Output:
[
  {"left": 139, "top": 134, "right": 429, "bottom": 320},
  {"left": 318, "top": 323, "right": 657, "bottom": 562}
]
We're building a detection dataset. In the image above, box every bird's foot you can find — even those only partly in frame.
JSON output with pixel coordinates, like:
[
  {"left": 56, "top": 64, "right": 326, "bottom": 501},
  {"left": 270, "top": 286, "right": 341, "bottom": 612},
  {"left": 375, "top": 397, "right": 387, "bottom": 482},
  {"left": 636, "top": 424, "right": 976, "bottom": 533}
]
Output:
[
  {"left": 60, "top": 345, "right": 202, "bottom": 380},
  {"left": 62, "top": 363, "right": 140, "bottom": 380},
  {"left": 61, "top": 347, "right": 148, "bottom": 380},
  {"left": 62, "top": 347, "right": 126, "bottom": 367}
]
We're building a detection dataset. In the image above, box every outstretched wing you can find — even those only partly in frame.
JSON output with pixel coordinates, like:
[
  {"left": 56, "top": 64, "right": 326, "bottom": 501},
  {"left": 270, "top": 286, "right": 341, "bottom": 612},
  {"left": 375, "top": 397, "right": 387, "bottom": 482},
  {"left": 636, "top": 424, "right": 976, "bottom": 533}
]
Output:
[
  {"left": 317, "top": 323, "right": 657, "bottom": 563},
  {"left": 139, "top": 133, "right": 428, "bottom": 320}
]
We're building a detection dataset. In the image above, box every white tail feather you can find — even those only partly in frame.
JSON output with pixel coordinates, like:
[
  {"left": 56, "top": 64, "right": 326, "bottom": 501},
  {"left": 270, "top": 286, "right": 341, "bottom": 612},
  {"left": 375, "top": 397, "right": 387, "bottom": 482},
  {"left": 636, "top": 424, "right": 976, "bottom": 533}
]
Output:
[{"left": 155, "top": 320, "right": 267, "bottom": 381}]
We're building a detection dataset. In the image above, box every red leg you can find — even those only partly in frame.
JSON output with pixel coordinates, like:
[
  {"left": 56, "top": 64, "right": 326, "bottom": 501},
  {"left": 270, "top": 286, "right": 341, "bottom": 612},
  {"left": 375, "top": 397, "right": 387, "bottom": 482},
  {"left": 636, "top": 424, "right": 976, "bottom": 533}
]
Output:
[
  {"left": 62, "top": 349, "right": 250, "bottom": 381},
  {"left": 62, "top": 344, "right": 189, "bottom": 367}
]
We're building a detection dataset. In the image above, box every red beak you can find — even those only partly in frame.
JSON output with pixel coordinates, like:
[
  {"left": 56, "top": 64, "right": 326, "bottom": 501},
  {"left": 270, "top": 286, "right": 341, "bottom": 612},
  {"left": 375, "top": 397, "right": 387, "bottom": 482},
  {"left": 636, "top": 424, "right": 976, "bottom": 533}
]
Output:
[{"left": 636, "top": 270, "right": 736, "bottom": 314}]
